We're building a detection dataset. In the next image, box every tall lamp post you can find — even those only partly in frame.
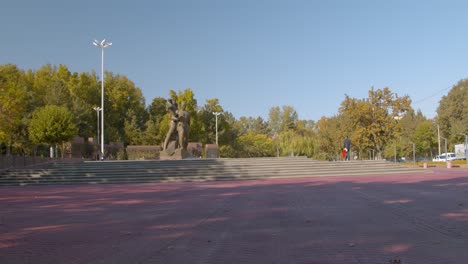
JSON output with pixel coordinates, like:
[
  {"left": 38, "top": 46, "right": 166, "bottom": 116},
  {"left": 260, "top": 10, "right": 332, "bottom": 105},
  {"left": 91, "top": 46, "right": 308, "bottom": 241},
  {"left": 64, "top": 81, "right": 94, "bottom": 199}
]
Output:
[
  {"left": 213, "top": 112, "right": 222, "bottom": 145},
  {"left": 92, "top": 106, "right": 102, "bottom": 156},
  {"left": 93, "top": 39, "right": 112, "bottom": 159}
]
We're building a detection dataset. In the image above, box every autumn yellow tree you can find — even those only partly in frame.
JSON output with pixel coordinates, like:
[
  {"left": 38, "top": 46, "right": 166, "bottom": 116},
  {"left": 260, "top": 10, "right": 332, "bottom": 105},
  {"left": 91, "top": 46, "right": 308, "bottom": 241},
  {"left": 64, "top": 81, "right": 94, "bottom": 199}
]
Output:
[{"left": 339, "top": 87, "right": 412, "bottom": 159}]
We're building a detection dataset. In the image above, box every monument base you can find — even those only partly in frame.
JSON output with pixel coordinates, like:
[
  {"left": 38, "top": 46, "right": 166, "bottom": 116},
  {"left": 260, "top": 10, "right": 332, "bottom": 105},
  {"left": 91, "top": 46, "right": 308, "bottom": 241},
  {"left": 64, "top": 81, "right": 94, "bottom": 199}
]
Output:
[
  {"left": 159, "top": 148, "right": 192, "bottom": 160},
  {"left": 205, "top": 144, "right": 219, "bottom": 158}
]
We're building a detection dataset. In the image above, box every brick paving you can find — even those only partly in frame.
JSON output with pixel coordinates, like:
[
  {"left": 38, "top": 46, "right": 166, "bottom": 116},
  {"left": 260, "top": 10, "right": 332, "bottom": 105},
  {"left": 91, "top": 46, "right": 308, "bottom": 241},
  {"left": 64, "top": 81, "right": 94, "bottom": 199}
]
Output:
[{"left": 0, "top": 167, "right": 468, "bottom": 264}]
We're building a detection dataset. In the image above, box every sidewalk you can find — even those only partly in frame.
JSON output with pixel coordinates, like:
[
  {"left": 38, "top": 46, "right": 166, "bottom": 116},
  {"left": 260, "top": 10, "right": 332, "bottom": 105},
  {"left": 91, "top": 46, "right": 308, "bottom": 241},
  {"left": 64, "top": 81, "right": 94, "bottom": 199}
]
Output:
[{"left": 1, "top": 169, "right": 468, "bottom": 263}]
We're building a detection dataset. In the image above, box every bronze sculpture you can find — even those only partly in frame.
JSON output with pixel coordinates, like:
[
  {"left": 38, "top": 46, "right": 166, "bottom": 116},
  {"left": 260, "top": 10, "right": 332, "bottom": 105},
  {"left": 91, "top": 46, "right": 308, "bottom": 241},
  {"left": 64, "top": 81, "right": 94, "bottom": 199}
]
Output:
[
  {"left": 162, "top": 99, "right": 190, "bottom": 152},
  {"left": 176, "top": 102, "right": 190, "bottom": 150},
  {"left": 163, "top": 99, "right": 179, "bottom": 151}
]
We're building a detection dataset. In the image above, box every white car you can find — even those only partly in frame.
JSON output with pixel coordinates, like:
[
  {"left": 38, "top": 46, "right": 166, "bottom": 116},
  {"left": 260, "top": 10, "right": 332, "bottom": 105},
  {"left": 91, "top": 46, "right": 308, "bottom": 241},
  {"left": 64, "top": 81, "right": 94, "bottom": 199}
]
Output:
[{"left": 432, "top": 153, "right": 457, "bottom": 162}]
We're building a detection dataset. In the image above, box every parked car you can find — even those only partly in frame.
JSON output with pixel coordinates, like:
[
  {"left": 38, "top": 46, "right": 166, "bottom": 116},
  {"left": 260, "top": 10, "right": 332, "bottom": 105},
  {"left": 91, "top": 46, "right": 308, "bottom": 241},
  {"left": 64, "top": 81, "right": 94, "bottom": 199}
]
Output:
[{"left": 432, "top": 153, "right": 457, "bottom": 162}]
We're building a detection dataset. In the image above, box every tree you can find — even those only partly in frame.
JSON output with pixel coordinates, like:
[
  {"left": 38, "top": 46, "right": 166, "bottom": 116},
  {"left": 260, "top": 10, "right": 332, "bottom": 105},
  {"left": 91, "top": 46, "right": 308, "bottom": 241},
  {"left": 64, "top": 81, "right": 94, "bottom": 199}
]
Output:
[
  {"left": 314, "top": 115, "right": 344, "bottom": 160},
  {"left": 104, "top": 73, "right": 147, "bottom": 144},
  {"left": 235, "top": 131, "right": 275, "bottom": 157},
  {"left": 31, "top": 64, "right": 71, "bottom": 108},
  {"left": 268, "top": 105, "right": 298, "bottom": 135},
  {"left": 29, "top": 105, "right": 77, "bottom": 157},
  {"left": 339, "top": 87, "right": 412, "bottom": 159},
  {"left": 0, "top": 64, "right": 28, "bottom": 154},
  {"left": 68, "top": 71, "right": 100, "bottom": 138},
  {"left": 436, "top": 79, "right": 468, "bottom": 147},
  {"left": 147, "top": 97, "right": 167, "bottom": 123},
  {"left": 235, "top": 116, "right": 270, "bottom": 136},
  {"left": 412, "top": 121, "right": 437, "bottom": 158},
  {"left": 143, "top": 97, "right": 167, "bottom": 145},
  {"left": 198, "top": 98, "right": 225, "bottom": 144},
  {"left": 124, "top": 111, "right": 143, "bottom": 145}
]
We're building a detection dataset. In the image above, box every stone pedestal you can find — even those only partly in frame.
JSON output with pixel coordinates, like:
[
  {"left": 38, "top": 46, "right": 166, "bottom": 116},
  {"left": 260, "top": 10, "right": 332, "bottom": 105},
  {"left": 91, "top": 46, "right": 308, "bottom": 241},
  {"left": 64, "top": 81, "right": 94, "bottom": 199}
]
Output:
[
  {"left": 205, "top": 144, "right": 219, "bottom": 159},
  {"left": 160, "top": 148, "right": 192, "bottom": 160},
  {"left": 187, "top": 142, "right": 203, "bottom": 158},
  {"left": 159, "top": 140, "right": 193, "bottom": 160}
]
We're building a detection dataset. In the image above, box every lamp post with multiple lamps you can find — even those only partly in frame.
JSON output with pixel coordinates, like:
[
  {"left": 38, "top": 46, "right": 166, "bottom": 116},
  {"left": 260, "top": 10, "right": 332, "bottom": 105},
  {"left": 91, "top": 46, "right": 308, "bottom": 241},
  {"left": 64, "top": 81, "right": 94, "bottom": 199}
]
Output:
[
  {"left": 92, "top": 106, "right": 102, "bottom": 158},
  {"left": 212, "top": 112, "right": 222, "bottom": 145},
  {"left": 93, "top": 39, "right": 112, "bottom": 160}
]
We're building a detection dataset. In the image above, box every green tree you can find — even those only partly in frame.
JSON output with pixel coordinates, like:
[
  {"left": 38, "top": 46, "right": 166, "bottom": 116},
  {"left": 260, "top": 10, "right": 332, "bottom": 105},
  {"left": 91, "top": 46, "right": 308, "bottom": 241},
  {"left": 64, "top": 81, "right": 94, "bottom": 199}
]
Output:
[
  {"left": 0, "top": 64, "right": 28, "bottom": 154},
  {"left": 29, "top": 105, "right": 77, "bottom": 156},
  {"left": 436, "top": 79, "right": 468, "bottom": 147},
  {"left": 68, "top": 71, "right": 100, "bottom": 138},
  {"left": 390, "top": 110, "right": 429, "bottom": 160},
  {"left": 235, "top": 116, "right": 270, "bottom": 135},
  {"left": 268, "top": 105, "right": 298, "bottom": 135},
  {"left": 147, "top": 97, "right": 167, "bottom": 123},
  {"left": 32, "top": 64, "right": 71, "bottom": 108},
  {"left": 124, "top": 111, "right": 143, "bottom": 145},
  {"left": 235, "top": 131, "right": 275, "bottom": 157},
  {"left": 412, "top": 121, "right": 437, "bottom": 158},
  {"left": 199, "top": 98, "right": 225, "bottom": 144},
  {"left": 104, "top": 73, "right": 147, "bottom": 144},
  {"left": 143, "top": 97, "right": 167, "bottom": 145},
  {"left": 315, "top": 115, "right": 345, "bottom": 160}
]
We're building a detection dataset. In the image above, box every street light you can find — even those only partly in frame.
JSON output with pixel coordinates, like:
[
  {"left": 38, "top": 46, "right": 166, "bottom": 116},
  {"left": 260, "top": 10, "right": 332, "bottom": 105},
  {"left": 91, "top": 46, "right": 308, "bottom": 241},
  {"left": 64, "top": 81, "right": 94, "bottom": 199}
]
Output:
[
  {"left": 212, "top": 112, "right": 222, "bottom": 145},
  {"left": 93, "top": 39, "right": 112, "bottom": 160},
  {"left": 92, "top": 106, "right": 102, "bottom": 156}
]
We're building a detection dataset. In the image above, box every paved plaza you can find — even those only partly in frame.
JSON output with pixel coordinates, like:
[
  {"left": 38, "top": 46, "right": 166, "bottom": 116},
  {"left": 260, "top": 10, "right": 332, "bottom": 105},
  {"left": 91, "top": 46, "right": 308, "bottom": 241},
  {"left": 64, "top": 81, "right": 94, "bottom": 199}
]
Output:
[{"left": 1, "top": 168, "right": 468, "bottom": 264}]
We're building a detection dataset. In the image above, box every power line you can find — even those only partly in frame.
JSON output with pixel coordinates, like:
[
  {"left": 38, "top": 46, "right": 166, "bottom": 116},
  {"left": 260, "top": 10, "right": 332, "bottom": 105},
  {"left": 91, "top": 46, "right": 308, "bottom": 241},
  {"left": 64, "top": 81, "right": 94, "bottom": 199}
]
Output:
[{"left": 412, "top": 86, "right": 451, "bottom": 105}]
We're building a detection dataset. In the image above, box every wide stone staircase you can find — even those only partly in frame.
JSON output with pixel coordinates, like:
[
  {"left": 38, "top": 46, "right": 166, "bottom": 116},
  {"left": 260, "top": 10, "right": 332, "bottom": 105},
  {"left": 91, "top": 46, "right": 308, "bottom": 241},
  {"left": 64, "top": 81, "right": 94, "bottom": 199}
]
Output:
[{"left": 0, "top": 157, "right": 429, "bottom": 186}]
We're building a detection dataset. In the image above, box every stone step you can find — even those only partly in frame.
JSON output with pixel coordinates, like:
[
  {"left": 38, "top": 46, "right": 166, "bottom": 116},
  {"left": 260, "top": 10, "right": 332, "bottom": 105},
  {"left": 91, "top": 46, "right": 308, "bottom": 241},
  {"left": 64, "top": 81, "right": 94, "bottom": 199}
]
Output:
[
  {"left": 0, "top": 165, "right": 420, "bottom": 180},
  {"left": 0, "top": 158, "right": 428, "bottom": 186},
  {"left": 0, "top": 169, "right": 427, "bottom": 186},
  {"left": 0, "top": 167, "right": 422, "bottom": 183}
]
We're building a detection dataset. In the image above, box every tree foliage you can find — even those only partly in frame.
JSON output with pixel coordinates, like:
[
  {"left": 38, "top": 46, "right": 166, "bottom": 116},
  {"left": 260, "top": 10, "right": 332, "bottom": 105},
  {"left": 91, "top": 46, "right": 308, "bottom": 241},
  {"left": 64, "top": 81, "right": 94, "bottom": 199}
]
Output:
[
  {"left": 339, "top": 87, "right": 412, "bottom": 159},
  {"left": 29, "top": 105, "right": 77, "bottom": 146},
  {"left": 1, "top": 63, "right": 464, "bottom": 160},
  {"left": 0, "top": 64, "right": 28, "bottom": 148},
  {"left": 437, "top": 79, "right": 468, "bottom": 147},
  {"left": 235, "top": 131, "right": 274, "bottom": 157}
]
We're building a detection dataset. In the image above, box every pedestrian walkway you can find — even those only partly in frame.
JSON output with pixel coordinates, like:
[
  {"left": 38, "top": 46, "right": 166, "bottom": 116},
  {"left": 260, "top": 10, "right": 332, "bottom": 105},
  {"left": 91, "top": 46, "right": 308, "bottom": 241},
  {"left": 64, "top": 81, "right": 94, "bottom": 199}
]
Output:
[{"left": 0, "top": 168, "right": 467, "bottom": 263}]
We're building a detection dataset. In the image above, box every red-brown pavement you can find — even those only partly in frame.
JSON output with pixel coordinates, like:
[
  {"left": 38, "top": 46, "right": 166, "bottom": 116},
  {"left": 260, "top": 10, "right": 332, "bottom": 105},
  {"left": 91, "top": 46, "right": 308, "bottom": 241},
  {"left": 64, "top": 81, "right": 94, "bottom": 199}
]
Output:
[{"left": 1, "top": 168, "right": 468, "bottom": 264}]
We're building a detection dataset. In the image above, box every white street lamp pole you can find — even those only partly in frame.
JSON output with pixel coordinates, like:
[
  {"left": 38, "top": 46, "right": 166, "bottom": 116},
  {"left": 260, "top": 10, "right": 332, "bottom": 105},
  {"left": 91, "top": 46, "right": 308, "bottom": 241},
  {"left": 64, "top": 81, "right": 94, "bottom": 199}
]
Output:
[
  {"left": 92, "top": 106, "right": 102, "bottom": 153},
  {"left": 93, "top": 39, "right": 112, "bottom": 159},
  {"left": 213, "top": 112, "right": 222, "bottom": 145}
]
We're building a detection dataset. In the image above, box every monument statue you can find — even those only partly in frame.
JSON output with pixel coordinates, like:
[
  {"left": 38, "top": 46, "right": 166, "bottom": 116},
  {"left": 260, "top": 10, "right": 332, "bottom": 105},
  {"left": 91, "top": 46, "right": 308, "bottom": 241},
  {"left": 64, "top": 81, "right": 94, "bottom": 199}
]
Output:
[
  {"left": 176, "top": 102, "right": 190, "bottom": 150},
  {"left": 160, "top": 99, "right": 192, "bottom": 160},
  {"left": 163, "top": 99, "right": 178, "bottom": 151}
]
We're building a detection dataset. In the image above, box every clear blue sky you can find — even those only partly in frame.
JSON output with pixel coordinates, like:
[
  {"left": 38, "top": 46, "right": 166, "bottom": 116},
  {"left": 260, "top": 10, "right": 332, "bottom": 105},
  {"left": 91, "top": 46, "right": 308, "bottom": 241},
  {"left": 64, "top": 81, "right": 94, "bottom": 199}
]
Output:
[{"left": 2, "top": 0, "right": 467, "bottom": 121}]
